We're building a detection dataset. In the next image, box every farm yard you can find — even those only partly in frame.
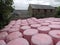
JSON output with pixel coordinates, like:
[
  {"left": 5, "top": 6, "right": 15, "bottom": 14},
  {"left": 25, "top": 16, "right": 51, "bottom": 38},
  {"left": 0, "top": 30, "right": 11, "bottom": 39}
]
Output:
[
  {"left": 1, "top": 0, "right": 60, "bottom": 45},
  {"left": 0, "top": 17, "right": 60, "bottom": 45}
]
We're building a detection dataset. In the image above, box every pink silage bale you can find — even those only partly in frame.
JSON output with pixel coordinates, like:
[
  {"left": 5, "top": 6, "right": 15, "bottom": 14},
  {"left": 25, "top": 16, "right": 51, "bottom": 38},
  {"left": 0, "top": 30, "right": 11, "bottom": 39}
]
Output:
[
  {"left": 44, "top": 17, "right": 54, "bottom": 20},
  {"left": 37, "top": 19, "right": 45, "bottom": 23},
  {"left": 20, "top": 25, "right": 31, "bottom": 33},
  {"left": 24, "top": 21, "right": 29, "bottom": 25},
  {"left": 6, "top": 21, "right": 16, "bottom": 28},
  {"left": 41, "top": 22, "right": 50, "bottom": 26},
  {"left": 49, "top": 25, "right": 60, "bottom": 30},
  {"left": 8, "top": 27, "right": 20, "bottom": 33},
  {"left": 56, "top": 41, "right": 60, "bottom": 45},
  {"left": 23, "top": 29, "right": 38, "bottom": 45},
  {"left": 12, "top": 24, "right": 20, "bottom": 28},
  {"left": 7, "top": 38, "right": 29, "bottom": 45},
  {"left": 53, "top": 18, "right": 60, "bottom": 22},
  {"left": 45, "top": 18, "right": 55, "bottom": 21},
  {"left": 0, "top": 40, "right": 6, "bottom": 45},
  {"left": 7, "top": 24, "right": 13, "bottom": 28},
  {"left": 37, "top": 26, "right": 51, "bottom": 34},
  {"left": 31, "top": 33, "right": 53, "bottom": 45},
  {"left": 38, "top": 19, "right": 45, "bottom": 21},
  {"left": 6, "top": 31, "right": 23, "bottom": 42},
  {"left": 21, "top": 20, "right": 26, "bottom": 23},
  {"left": 4, "top": 25, "right": 10, "bottom": 28},
  {"left": 27, "top": 19, "right": 36, "bottom": 25},
  {"left": 49, "top": 30, "right": 60, "bottom": 45},
  {"left": 16, "top": 19, "right": 21, "bottom": 25},
  {"left": 9, "top": 20, "right": 16, "bottom": 25},
  {"left": 21, "top": 20, "right": 29, "bottom": 26},
  {"left": 16, "top": 19, "right": 21, "bottom": 22},
  {"left": 8, "top": 24, "right": 20, "bottom": 33},
  {"left": 1, "top": 27, "right": 10, "bottom": 32},
  {"left": 31, "top": 17, "right": 36, "bottom": 19},
  {"left": 44, "top": 20, "right": 53, "bottom": 23},
  {"left": 0, "top": 32, "right": 8, "bottom": 40},
  {"left": 51, "top": 22, "right": 60, "bottom": 25},
  {"left": 27, "top": 19, "right": 32, "bottom": 24},
  {"left": 31, "top": 17, "right": 38, "bottom": 23},
  {"left": 29, "top": 21, "right": 34, "bottom": 24},
  {"left": 30, "top": 24, "right": 41, "bottom": 29}
]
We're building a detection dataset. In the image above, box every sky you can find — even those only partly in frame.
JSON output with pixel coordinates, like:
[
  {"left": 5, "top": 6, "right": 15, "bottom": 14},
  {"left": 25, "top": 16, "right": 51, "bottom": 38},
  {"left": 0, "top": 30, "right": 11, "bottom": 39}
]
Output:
[{"left": 13, "top": 0, "right": 60, "bottom": 10}]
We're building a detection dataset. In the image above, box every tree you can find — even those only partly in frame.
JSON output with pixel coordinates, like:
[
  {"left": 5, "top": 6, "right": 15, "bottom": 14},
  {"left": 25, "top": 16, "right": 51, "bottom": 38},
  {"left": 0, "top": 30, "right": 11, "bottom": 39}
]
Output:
[
  {"left": 55, "top": 6, "right": 60, "bottom": 17},
  {"left": 0, "top": 0, "right": 14, "bottom": 29}
]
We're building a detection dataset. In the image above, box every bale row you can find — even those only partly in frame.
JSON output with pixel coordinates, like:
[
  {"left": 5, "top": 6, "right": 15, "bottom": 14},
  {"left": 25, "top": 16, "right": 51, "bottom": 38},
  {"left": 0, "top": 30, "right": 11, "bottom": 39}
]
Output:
[{"left": 0, "top": 17, "right": 60, "bottom": 45}]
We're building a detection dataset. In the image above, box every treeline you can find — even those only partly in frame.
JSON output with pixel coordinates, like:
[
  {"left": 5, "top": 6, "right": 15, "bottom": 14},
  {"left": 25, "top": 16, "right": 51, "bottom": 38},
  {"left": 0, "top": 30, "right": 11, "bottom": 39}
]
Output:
[
  {"left": 0, "top": 0, "right": 14, "bottom": 29},
  {"left": 55, "top": 6, "right": 60, "bottom": 18}
]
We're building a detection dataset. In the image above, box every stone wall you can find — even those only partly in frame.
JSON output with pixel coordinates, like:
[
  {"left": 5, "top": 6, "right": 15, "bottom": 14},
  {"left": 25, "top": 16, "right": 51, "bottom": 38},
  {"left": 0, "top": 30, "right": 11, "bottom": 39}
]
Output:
[{"left": 31, "top": 9, "right": 55, "bottom": 18}]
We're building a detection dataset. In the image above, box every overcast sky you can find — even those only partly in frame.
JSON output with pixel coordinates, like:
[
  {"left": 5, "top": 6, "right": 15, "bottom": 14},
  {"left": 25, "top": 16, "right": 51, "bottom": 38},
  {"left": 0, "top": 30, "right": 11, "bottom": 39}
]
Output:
[{"left": 13, "top": 0, "right": 60, "bottom": 10}]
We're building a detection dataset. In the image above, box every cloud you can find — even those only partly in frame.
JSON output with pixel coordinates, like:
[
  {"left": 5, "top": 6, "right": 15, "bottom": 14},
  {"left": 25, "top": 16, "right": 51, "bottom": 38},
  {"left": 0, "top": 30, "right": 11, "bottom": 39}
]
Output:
[
  {"left": 13, "top": 0, "right": 60, "bottom": 10},
  {"left": 54, "top": 0, "right": 60, "bottom": 2},
  {"left": 28, "top": 0, "right": 50, "bottom": 5},
  {"left": 13, "top": 0, "right": 29, "bottom": 10},
  {"left": 50, "top": 0, "right": 60, "bottom": 7}
]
